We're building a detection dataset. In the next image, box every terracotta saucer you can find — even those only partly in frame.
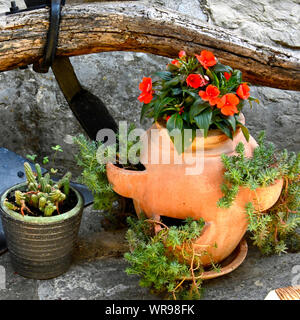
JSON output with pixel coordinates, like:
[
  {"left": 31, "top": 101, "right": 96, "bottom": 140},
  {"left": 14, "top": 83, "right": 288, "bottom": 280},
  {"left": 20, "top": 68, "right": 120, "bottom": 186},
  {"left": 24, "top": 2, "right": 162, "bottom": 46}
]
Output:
[{"left": 200, "top": 238, "right": 248, "bottom": 280}]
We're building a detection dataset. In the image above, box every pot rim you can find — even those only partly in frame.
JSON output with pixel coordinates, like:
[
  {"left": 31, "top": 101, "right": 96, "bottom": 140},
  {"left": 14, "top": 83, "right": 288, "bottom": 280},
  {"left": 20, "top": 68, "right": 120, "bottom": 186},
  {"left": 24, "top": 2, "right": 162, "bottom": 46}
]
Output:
[
  {"left": 240, "top": 178, "right": 284, "bottom": 191},
  {"left": 0, "top": 182, "right": 83, "bottom": 225},
  {"left": 155, "top": 113, "right": 245, "bottom": 151},
  {"left": 106, "top": 162, "right": 147, "bottom": 173}
]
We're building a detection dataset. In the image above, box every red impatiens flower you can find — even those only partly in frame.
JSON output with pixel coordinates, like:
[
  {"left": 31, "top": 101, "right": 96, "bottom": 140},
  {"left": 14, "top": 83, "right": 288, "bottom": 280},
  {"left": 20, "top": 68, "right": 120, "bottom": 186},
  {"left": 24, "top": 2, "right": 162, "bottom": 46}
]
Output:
[
  {"left": 217, "top": 93, "right": 240, "bottom": 116},
  {"left": 199, "top": 85, "right": 220, "bottom": 106},
  {"left": 139, "top": 77, "right": 152, "bottom": 92},
  {"left": 195, "top": 50, "right": 217, "bottom": 70},
  {"left": 171, "top": 59, "right": 181, "bottom": 67},
  {"left": 166, "top": 115, "right": 171, "bottom": 122},
  {"left": 138, "top": 77, "right": 154, "bottom": 104},
  {"left": 236, "top": 83, "right": 250, "bottom": 99},
  {"left": 179, "top": 50, "right": 186, "bottom": 58},
  {"left": 186, "top": 74, "right": 208, "bottom": 89},
  {"left": 224, "top": 72, "right": 231, "bottom": 80},
  {"left": 179, "top": 106, "right": 184, "bottom": 115}
]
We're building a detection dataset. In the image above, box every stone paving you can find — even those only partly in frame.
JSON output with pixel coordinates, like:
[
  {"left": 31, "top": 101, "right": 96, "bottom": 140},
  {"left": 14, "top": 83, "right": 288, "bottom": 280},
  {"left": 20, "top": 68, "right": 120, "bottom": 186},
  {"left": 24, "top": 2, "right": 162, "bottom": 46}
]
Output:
[{"left": 0, "top": 205, "right": 299, "bottom": 300}]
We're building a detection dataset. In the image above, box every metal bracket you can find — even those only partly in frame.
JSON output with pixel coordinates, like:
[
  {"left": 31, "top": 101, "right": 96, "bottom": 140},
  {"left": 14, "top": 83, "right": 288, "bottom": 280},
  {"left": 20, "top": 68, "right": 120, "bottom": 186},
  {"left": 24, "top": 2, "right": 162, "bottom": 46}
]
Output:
[
  {"left": 33, "top": 0, "right": 64, "bottom": 73},
  {"left": 6, "top": 0, "right": 65, "bottom": 73}
]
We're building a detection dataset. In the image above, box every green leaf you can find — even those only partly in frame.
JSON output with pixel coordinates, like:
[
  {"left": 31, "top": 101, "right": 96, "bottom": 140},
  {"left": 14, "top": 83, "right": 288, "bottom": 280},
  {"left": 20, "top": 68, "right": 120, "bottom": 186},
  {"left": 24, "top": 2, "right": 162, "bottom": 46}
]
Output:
[
  {"left": 166, "top": 113, "right": 183, "bottom": 132},
  {"left": 238, "top": 123, "right": 250, "bottom": 142},
  {"left": 226, "top": 116, "right": 236, "bottom": 132},
  {"left": 154, "top": 97, "right": 175, "bottom": 119},
  {"left": 219, "top": 76, "right": 225, "bottom": 88},
  {"left": 158, "top": 89, "right": 170, "bottom": 100},
  {"left": 26, "top": 154, "right": 37, "bottom": 162},
  {"left": 140, "top": 101, "right": 153, "bottom": 122},
  {"left": 52, "top": 145, "right": 63, "bottom": 152},
  {"left": 153, "top": 99, "right": 162, "bottom": 120},
  {"left": 189, "top": 100, "right": 209, "bottom": 122},
  {"left": 206, "top": 68, "right": 214, "bottom": 81},
  {"left": 215, "top": 121, "right": 233, "bottom": 139},
  {"left": 211, "top": 70, "right": 219, "bottom": 88},
  {"left": 42, "top": 156, "right": 49, "bottom": 165},
  {"left": 167, "top": 64, "right": 180, "bottom": 72},
  {"left": 231, "top": 70, "right": 242, "bottom": 83},
  {"left": 155, "top": 71, "right": 173, "bottom": 80},
  {"left": 163, "top": 76, "right": 180, "bottom": 88},
  {"left": 171, "top": 87, "right": 182, "bottom": 95},
  {"left": 182, "top": 89, "right": 199, "bottom": 100},
  {"left": 182, "top": 96, "right": 193, "bottom": 107},
  {"left": 248, "top": 96, "right": 260, "bottom": 107},
  {"left": 193, "top": 108, "right": 212, "bottom": 137},
  {"left": 236, "top": 100, "right": 245, "bottom": 112},
  {"left": 212, "top": 63, "right": 233, "bottom": 74},
  {"left": 163, "top": 107, "right": 178, "bottom": 112},
  {"left": 212, "top": 108, "right": 222, "bottom": 118},
  {"left": 182, "top": 111, "right": 190, "bottom": 122},
  {"left": 182, "top": 123, "right": 197, "bottom": 151}
]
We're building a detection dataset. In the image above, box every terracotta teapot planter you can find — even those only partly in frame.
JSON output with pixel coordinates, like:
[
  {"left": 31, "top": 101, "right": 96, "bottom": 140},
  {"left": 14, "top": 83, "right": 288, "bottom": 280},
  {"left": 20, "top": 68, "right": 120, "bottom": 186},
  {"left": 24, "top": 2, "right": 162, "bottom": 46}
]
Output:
[{"left": 106, "top": 117, "right": 283, "bottom": 266}]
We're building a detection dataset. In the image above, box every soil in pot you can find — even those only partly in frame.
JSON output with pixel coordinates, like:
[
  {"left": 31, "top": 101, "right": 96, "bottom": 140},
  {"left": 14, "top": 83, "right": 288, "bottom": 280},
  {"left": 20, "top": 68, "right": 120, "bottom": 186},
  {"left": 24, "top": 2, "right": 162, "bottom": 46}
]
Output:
[
  {"left": 114, "top": 162, "right": 146, "bottom": 171},
  {"left": 6, "top": 185, "right": 78, "bottom": 217}
]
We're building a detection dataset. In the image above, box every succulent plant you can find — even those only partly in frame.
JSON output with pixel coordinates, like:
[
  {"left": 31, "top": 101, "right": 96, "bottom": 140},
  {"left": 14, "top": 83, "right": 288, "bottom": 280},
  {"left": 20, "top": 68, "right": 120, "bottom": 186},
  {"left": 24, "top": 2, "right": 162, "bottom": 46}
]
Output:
[{"left": 4, "top": 162, "right": 71, "bottom": 217}]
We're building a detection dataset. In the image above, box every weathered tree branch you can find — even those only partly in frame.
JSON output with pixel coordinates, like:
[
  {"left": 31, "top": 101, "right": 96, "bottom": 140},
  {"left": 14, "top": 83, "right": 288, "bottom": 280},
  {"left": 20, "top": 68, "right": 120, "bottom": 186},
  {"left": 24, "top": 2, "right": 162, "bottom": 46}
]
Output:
[{"left": 0, "top": 2, "right": 299, "bottom": 90}]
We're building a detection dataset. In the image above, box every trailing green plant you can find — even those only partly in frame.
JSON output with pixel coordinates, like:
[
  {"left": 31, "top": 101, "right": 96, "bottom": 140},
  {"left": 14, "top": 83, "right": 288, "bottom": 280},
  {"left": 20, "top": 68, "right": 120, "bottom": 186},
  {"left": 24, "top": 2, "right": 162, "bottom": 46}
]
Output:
[
  {"left": 217, "top": 132, "right": 298, "bottom": 208},
  {"left": 245, "top": 163, "right": 300, "bottom": 255},
  {"left": 124, "top": 215, "right": 220, "bottom": 300},
  {"left": 4, "top": 162, "right": 71, "bottom": 217},
  {"left": 73, "top": 134, "right": 118, "bottom": 213},
  {"left": 73, "top": 126, "right": 142, "bottom": 227},
  {"left": 245, "top": 192, "right": 300, "bottom": 255},
  {"left": 218, "top": 131, "right": 300, "bottom": 254}
]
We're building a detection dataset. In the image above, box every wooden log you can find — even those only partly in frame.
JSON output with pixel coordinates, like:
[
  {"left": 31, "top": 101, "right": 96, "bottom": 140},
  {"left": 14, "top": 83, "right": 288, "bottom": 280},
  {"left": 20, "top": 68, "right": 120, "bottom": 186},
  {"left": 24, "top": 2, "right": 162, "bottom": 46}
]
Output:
[{"left": 0, "top": 2, "right": 299, "bottom": 90}]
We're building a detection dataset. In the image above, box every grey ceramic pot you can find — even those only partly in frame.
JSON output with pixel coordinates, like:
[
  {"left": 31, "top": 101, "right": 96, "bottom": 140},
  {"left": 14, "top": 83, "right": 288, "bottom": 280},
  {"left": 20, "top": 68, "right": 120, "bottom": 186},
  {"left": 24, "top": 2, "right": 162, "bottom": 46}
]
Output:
[{"left": 0, "top": 182, "right": 83, "bottom": 279}]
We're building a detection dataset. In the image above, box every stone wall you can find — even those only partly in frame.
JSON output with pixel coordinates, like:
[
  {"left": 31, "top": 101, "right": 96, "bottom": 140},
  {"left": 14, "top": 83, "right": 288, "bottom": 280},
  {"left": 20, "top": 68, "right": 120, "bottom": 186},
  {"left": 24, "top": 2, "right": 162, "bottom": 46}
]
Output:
[{"left": 0, "top": 0, "right": 299, "bottom": 176}]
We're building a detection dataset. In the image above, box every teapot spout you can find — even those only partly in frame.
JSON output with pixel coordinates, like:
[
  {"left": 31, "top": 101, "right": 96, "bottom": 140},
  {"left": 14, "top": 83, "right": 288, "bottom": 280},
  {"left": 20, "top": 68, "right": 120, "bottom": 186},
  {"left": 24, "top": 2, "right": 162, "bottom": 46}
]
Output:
[{"left": 106, "top": 163, "right": 147, "bottom": 199}]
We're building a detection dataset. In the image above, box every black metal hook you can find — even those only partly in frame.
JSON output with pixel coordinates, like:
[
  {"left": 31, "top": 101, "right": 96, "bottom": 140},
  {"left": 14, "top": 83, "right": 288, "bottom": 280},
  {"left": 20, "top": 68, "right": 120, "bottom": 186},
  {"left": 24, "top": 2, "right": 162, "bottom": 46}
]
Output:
[
  {"left": 6, "top": 0, "right": 64, "bottom": 73},
  {"left": 33, "top": 0, "right": 64, "bottom": 73}
]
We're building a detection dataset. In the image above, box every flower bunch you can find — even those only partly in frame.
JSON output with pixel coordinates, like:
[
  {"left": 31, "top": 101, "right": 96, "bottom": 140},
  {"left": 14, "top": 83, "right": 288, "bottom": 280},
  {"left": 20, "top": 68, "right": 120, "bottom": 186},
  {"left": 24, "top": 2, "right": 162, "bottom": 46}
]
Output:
[{"left": 138, "top": 50, "right": 258, "bottom": 147}]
